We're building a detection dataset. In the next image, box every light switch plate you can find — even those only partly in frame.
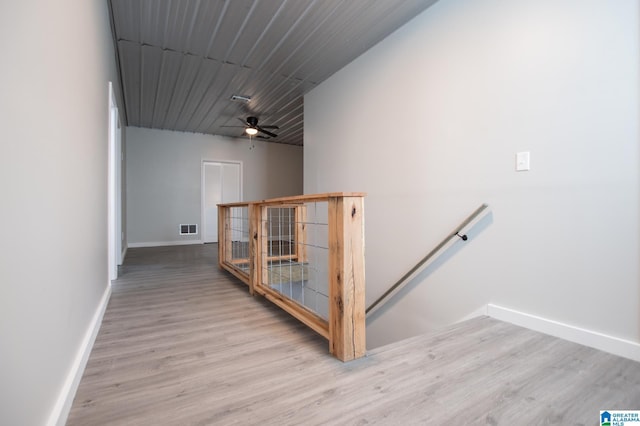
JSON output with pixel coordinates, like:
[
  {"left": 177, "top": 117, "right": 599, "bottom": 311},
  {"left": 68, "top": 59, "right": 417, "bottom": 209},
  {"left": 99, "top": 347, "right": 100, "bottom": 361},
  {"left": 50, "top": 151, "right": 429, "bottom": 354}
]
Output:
[{"left": 516, "top": 151, "right": 530, "bottom": 171}]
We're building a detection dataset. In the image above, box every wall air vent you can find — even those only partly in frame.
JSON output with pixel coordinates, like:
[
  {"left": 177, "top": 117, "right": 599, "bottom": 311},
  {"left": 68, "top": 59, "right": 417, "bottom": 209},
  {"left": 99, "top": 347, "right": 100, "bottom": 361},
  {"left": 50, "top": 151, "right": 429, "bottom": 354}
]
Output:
[
  {"left": 230, "top": 94, "right": 251, "bottom": 103},
  {"left": 180, "top": 224, "right": 197, "bottom": 235}
]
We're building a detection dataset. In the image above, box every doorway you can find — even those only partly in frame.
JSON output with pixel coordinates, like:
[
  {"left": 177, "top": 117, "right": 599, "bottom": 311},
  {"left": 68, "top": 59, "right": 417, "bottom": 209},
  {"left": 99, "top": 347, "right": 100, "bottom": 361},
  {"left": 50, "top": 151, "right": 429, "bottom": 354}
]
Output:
[{"left": 202, "top": 161, "right": 241, "bottom": 243}]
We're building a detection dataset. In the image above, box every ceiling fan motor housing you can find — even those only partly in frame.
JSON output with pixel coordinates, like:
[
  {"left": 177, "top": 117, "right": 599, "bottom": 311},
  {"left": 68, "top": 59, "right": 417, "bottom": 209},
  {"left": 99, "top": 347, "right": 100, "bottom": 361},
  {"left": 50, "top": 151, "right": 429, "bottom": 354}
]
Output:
[{"left": 241, "top": 116, "right": 278, "bottom": 138}]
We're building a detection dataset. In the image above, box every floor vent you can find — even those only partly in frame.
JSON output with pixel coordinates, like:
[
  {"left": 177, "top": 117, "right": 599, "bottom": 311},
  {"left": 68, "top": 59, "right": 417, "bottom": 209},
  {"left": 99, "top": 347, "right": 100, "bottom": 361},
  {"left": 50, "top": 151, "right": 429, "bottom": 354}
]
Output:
[{"left": 180, "top": 224, "right": 197, "bottom": 235}]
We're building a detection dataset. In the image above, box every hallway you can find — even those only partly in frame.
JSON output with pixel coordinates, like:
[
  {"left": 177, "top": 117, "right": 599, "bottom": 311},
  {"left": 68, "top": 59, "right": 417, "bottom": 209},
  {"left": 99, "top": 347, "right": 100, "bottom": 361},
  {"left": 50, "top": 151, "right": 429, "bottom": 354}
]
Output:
[{"left": 68, "top": 244, "right": 640, "bottom": 425}]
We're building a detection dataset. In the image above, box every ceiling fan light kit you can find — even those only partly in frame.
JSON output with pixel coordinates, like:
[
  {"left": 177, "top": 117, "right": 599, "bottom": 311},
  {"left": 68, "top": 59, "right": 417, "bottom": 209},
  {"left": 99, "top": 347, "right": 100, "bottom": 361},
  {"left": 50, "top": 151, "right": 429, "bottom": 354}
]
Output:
[{"left": 240, "top": 116, "right": 279, "bottom": 139}]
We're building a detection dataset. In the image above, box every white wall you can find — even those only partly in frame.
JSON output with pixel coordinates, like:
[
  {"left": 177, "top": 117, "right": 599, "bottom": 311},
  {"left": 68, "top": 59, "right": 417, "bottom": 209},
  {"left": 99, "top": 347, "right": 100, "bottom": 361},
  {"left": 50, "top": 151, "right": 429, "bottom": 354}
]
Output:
[
  {"left": 305, "top": 0, "right": 639, "bottom": 349},
  {"left": 126, "top": 127, "right": 303, "bottom": 245},
  {"left": 0, "top": 0, "right": 121, "bottom": 424}
]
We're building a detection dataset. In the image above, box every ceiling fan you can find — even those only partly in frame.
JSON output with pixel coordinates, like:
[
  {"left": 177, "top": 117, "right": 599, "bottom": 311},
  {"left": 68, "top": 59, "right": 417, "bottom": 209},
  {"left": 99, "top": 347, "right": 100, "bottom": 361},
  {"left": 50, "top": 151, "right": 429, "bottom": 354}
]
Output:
[{"left": 237, "top": 116, "right": 279, "bottom": 138}]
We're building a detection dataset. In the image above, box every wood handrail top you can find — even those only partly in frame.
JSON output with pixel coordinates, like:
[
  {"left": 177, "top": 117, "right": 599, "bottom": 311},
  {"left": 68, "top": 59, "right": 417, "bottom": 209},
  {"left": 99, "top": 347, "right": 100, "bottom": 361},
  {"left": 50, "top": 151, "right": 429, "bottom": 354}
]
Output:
[{"left": 218, "top": 192, "right": 366, "bottom": 207}]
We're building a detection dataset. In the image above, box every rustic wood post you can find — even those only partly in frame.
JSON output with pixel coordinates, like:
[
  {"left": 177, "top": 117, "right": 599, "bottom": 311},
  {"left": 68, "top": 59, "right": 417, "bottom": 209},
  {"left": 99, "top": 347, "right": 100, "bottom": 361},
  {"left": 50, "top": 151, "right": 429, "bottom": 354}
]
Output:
[
  {"left": 295, "top": 204, "right": 307, "bottom": 264},
  {"left": 328, "top": 195, "right": 366, "bottom": 361},
  {"left": 250, "top": 204, "right": 270, "bottom": 293},
  {"left": 248, "top": 203, "right": 259, "bottom": 295},
  {"left": 218, "top": 205, "right": 230, "bottom": 269}
]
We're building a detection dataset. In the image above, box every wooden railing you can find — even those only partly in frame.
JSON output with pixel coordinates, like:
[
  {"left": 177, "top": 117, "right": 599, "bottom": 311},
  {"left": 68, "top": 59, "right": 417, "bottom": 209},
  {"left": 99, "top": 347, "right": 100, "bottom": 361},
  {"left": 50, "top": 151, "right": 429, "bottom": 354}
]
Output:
[{"left": 218, "top": 193, "right": 366, "bottom": 362}]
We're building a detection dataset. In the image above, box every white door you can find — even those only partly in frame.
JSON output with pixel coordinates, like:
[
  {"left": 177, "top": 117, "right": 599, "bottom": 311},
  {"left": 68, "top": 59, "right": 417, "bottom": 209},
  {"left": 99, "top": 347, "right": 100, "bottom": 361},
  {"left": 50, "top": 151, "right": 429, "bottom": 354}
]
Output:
[{"left": 203, "top": 161, "right": 241, "bottom": 243}]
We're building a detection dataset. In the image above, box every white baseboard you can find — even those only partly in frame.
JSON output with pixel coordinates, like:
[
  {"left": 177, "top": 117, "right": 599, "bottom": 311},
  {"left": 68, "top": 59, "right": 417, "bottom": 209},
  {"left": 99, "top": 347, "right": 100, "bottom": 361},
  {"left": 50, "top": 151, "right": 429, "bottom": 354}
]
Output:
[
  {"left": 487, "top": 304, "right": 640, "bottom": 362},
  {"left": 128, "top": 239, "right": 203, "bottom": 248},
  {"left": 47, "top": 284, "right": 112, "bottom": 426}
]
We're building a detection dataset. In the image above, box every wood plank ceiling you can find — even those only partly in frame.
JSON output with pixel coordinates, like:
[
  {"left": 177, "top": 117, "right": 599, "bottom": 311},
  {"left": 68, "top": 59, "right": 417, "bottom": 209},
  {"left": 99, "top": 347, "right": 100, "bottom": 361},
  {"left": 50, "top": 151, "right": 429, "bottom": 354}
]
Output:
[{"left": 110, "top": 0, "right": 439, "bottom": 146}]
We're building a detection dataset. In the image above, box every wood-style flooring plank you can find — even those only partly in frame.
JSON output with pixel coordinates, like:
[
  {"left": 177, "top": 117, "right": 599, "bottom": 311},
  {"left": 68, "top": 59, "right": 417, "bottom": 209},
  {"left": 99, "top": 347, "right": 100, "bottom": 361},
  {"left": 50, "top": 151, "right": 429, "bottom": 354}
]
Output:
[{"left": 67, "top": 244, "right": 640, "bottom": 425}]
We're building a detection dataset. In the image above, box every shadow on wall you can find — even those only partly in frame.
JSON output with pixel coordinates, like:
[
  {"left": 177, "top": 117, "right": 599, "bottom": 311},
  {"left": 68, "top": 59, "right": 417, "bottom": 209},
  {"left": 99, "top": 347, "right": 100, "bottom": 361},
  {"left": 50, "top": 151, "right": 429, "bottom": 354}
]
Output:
[{"left": 366, "top": 211, "right": 494, "bottom": 329}]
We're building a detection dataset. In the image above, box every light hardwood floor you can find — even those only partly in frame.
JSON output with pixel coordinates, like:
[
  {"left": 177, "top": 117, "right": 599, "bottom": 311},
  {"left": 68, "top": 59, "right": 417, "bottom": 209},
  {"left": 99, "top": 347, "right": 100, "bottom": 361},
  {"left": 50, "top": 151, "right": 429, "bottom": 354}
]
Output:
[{"left": 67, "top": 244, "right": 640, "bottom": 425}]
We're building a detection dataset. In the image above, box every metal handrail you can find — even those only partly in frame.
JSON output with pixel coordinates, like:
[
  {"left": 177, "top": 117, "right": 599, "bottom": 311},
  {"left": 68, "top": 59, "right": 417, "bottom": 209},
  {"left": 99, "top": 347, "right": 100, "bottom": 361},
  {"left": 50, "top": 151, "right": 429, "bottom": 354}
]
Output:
[{"left": 366, "top": 203, "right": 489, "bottom": 317}]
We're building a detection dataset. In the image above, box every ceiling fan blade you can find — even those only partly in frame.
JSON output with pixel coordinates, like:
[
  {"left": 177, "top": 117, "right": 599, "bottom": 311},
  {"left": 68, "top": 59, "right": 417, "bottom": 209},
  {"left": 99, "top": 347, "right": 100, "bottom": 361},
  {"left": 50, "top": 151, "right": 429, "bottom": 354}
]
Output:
[
  {"left": 256, "top": 126, "right": 277, "bottom": 138},
  {"left": 234, "top": 117, "right": 279, "bottom": 137}
]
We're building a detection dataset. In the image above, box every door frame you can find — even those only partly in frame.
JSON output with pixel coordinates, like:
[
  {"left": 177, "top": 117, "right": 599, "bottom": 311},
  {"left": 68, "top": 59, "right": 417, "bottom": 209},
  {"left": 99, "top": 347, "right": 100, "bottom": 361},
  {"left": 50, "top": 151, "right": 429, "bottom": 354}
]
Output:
[
  {"left": 201, "top": 159, "right": 243, "bottom": 244},
  {"left": 108, "top": 82, "right": 123, "bottom": 281}
]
